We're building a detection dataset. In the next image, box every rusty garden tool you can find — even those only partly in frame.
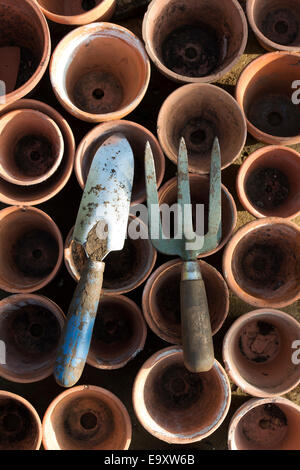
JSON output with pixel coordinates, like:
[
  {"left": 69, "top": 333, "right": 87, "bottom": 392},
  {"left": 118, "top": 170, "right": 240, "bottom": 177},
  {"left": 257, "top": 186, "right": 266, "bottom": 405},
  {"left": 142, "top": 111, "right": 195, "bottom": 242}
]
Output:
[{"left": 145, "top": 137, "right": 222, "bottom": 372}]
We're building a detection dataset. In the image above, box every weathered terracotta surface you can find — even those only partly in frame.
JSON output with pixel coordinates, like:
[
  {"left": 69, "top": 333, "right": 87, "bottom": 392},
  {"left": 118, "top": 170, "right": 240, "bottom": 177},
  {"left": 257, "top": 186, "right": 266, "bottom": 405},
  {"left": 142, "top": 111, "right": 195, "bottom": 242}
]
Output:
[
  {"left": 143, "top": 0, "right": 248, "bottom": 83},
  {"left": 0, "top": 206, "right": 63, "bottom": 294},
  {"left": 42, "top": 385, "right": 132, "bottom": 450},
  {"left": 133, "top": 346, "right": 231, "bottom": 444},
  {"left": 36, "top": 0, "right": 116, "bottom": 25},
  {"left": 228, "top": 397, "right": 300, "bottom": 450},
  {"left": 223, "top": 218, "right": 300, "bottom": 308},
  {"left": 223, "top": 309, "right": 300, "bottom": 397},
  {"left": 142, "top": 258, "right": 229, "bottom": 344},
  {"left": 237, "top": 145, "right": 300, "bottom": 219},
  {"left": 50, "top": 23, "right": 150, "bottom": 122},
  {"left": 157, "top": 84, "right": 247, "bottom": 174}
]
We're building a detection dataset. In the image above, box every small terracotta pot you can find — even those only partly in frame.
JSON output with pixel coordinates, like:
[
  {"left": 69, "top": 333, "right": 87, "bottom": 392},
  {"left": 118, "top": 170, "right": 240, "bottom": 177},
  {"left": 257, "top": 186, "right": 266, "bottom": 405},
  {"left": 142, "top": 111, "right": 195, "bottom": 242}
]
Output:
[
  {"left": 50, "top": 23, "right": 150, "bottom": 123},
  {"left": 237, "top": 145, "right": 300, "bottom": 220},
  {"left": 158, "top": 175, "right": 237, "bottom": 257},
  {"left": 247, "top": 0, "right": 300, "bottom": 52},
  {"left": 0, "top": 206, "right": 63, "bottom": 294},
  {"left": 87, "top": 294, "right": 147, "bottom": 370},
  {"left": 142, "top": 0, "right": 248, "bottom": 84},
  {"left": 36, "top": 0, "right": 116, "bottom": 26},
  {"left": 64, "top": 216, "right": 157, "bottom": 294},
  {"left": 42, "top": 385, "right": 132, "bottom": 450},
  {"left": 142, "top": 258, "right": 229, "bottom": 344},
  {"left": 223, "top": 309, "right": 300, "bottom": 397},
  {"left": 133, "top": 346, "right": 231, "bottom": 444},
  {"left": 0, "top": 0, "right": 50, "bottom": 110},
  {"left": 228, "top": 397, "right": 300, "bottom": 450},
  {"left": 0, "top": 391, "right": 42, "bottom": 450},
  {"left": 75, "top": 120, "right": 165, "bottom": 205},
  {"left": 0, "top": 99, "right": 75, "bottom": 206},
  {"left": 223, "top": 218, "right": 300, "bottom": 308},
  {"left": 236, "top": 52, "right": 300, "bottom": 145},
  {"left": 0, "top": 294, "right": 64, "bottom": 383}
]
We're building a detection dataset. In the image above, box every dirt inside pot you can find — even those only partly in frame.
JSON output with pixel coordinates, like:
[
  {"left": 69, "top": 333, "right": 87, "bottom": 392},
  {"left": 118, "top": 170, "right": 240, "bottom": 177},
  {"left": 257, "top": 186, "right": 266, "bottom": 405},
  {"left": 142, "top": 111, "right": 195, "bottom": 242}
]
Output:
[
  {"left": 38, "top": 0, "right": 101, "bottom": 15},
  {"left": 0, "top": 398, "right": 37, "bottom": 450},
  {"left": 156, "top": 273, "right": 181, "bottom": 328},
  {"left": 15, "top": 47, "right": 38, "bottom": 90},
  {"left": 103, "top": 238, "right": 138, "bottom": 289},
  {"left": 14, "top": 135, "right": 55, "bottom": 178},
  {"left": 93, "top": 308, "right": 132, "bottom": 346},
  {"left": 260, "top": 8, "right": 299, "bottom": 46},
  {"left": 245, "top": 167, "right": 290, "bottom": 210},
  {"left": 239, "top": 320, "right": 280, "bottom": 364}
]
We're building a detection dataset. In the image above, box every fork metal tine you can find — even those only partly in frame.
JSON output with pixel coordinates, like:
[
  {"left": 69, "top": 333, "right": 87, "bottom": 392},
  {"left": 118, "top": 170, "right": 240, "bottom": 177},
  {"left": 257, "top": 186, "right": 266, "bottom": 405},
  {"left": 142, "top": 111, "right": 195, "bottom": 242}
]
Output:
[
  {"left": 208, "top": 137, "right": 222, "bottom": 245},
  {"left": 177, "top": 138, "right": 194, "bottom": 242}
]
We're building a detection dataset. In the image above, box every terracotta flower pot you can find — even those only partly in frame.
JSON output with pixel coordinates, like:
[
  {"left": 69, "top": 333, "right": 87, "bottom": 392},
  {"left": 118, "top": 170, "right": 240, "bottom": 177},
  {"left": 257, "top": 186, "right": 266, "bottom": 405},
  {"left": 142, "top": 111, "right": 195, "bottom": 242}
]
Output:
[
  {"left": 142, "top": 0, "right": 248, "bottom": 84},
  {"left": 0, "top": 99, "right": 75, "bottom": 206},
  {"left": 0, "top": 294, "right": 64, "bottom": 383},
  {"left": 36, "top": 0, "right": 116, "bottom": 26},
  {"left": 0, "top": 0, "right": 51, "bottom": 110},
  {"left": 223, "top": 309, "right": 300, "bottom": 397},
  {"left": 133, "top": 346, "right": 231, "bottom": 444},
  {"left": 142, "top": 258, "right": 229, "bottom": 344},
  {"left": 0, "top": 206, "right": 63, "bottom": 294},
  {"left": 228, "top": 397, "right": 300, "bottom": 450},
  {"left": 223, "top": 218, "right": 300, "bottom": 308},
  {"left": 247, "top": 0, "right": 300, "bottom": 52},
  {"left": 87, "top": 294, "right": 147, "bottom": 370},
  {"left": 42, "top": 385, "right": 132, "bottom": 450},
  {"left": 75, "top": 120, "right": 165, "bottom": 205},
  {"left": 0, "top": 391, "right": 42, "bottom": 450},
  {"left": 236, "top": 52, "right": 300, "bottom": 145},
  {"left": 50, "top": 23, "right": 150, "bottom": 123},
  {"left": 157, "top": 84, "right": 247, "bottom": 174},
  {"left": 64, "top": 216, "right": 156, "bottom": 294},
  {"left": 158, "top": 174, "right": 237, "bottom": 257},
  {"left": 237, "top": 145, "right": 300, "bottom": 220}
]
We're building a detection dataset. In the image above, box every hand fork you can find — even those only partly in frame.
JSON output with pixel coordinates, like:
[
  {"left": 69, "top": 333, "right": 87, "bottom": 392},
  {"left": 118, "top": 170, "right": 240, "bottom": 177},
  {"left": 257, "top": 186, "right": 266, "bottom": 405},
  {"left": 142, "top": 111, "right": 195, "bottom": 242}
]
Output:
[{"left": 145, "top": 137, "right": 222, "bottom": 372}]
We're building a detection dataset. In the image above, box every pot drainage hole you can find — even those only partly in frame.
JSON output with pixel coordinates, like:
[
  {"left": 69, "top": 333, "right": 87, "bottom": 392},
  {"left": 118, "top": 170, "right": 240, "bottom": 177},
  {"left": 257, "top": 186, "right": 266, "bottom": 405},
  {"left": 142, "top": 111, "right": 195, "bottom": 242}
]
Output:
[
  {"left": 14, "top": 135, "right": 55, "bottom": 178},
  {"left": 261, "top": 8, "right": 299, "bottom": 46}
]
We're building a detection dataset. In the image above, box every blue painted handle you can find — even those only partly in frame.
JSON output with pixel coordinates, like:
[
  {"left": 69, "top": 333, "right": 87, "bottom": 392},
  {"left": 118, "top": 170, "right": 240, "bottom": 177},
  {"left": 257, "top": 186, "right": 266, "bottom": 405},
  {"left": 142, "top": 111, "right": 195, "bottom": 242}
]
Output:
[{"left": 54, "top": 259, "right": 105, "bottom": 388}]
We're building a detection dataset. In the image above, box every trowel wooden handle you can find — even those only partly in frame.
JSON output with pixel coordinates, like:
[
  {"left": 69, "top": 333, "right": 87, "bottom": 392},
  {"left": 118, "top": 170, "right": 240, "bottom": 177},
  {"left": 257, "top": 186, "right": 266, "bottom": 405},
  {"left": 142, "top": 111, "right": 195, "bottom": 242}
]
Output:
[
  {"left": 180, "top": 261, "right": 214, "bottom": 373},
  {"left": 54, "top": 259, "right": 105, "bottom": 388}
]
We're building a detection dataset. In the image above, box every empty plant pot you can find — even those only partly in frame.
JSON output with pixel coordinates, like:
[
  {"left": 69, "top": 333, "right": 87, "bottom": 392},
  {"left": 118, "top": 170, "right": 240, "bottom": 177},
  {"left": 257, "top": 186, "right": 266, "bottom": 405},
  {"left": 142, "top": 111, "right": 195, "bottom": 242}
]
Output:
[
  {"left": 142, "top": 258, "right": 229, "bottom": 344},
  {"left": 142, "top": 0, "right": 248, "bottom": 84},
  {"left": 0, "top": 206, "right": 63, "bottom": 294},
  {"left": 0, "top": 294, "right": 64, "bottom": 383},
  {"left": 236, "top": 52, "right": 300, "bottom": 145},
  {"left": 36, "top": 0, "right": 116, "bottom": 26},
  {"left": 42, "top": 385, "right": 132, "bottom": 450},
  {"left": 247, "top": 0, "right": 300, "bottom": 52},
  {"left": 75, "top": 120, "right": 165, "bottom": 205},
  {"left": 228, "top": 397, "right": 300, "bottom": 450},
  {"left": 0, "top": 99, "right": 75, "bottom": 206},
  {"left": 237, "top": 145, "right": 300, "bottom": 219},
  {"left": 87, "top": 294, "right": 147, "bottom": 370},
  {"left": 158, "top": 174, "right": 237, "bottom": 257},
  {"left": 223, "top": 309, "right": 300, "bottom": 397},
  {"left": 157, "top": 84, "right": 247, "bottom": 174},
  {"left": 50, "top": 23, "right": 150, "bottom": 123},
  {"left": 0, "top": 391, "right": 42, "bottom": 450},
  {"left": 133, "top": 346, "right": 231, "bottom": 444},
  {"left": 0, "top": 0, "right": 51, "bottom": 109},
  {"left": 223, "top": 218, "right": 300, "bottom": 308}
]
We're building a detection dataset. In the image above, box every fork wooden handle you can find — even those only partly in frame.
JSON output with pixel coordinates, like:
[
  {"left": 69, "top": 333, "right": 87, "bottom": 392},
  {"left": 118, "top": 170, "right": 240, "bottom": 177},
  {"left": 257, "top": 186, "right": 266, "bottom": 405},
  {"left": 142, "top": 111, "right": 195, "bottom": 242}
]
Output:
[{"left": 180, "top": 261, "right": 214, "bottom": 373}]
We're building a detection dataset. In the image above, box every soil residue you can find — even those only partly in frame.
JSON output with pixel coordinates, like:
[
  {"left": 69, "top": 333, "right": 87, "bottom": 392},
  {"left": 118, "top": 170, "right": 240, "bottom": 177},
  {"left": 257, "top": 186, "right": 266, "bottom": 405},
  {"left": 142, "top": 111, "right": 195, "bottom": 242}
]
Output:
[
  {"left": 261, "top": 8, "right": 299, "bottom": 46},
  {"left": 246, "top": 167, "right": 290, "bottom": 210},
  {"left": 0, "top": 399, "right": 36, "bottom": 450},
  {"left": 239, "top": 320, "right": 280, "bottom": 363},
  {"left": 103, "top": 238, "right": 138, "bottom": 288},
  {"left": 15, "top": 47, "right": 38, "bottom": 90},
  {"left": 14, "top": 135, "right": 55, "bottom": 178},
  {"left": 156, "top": 275, "right": 181, "bottom": 326},
  {"left": 93, "top": 308, "right": 132, "bottom": 345}
]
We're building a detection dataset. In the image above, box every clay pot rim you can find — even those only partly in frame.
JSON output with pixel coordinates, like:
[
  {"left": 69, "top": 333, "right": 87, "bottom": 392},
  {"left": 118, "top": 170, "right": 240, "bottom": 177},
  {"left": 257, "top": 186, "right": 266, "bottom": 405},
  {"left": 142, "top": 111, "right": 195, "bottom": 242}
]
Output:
[
  {"left": 42, "top": 384, "right": 132, "bottom": 450},
  {"left": 0, "top": 294, "right": 65, "bottom": 383},
  {"left": 0, "top": 205, "right": 63, "bottom": 294},
  {"left": 157, "top": 83, "right": 247, "bottom": 173},
  {"left": 142, "top": 258, "right": 229, "bottom": 344},
  {"left": 0, "top": 0, "right": 51, "bottom": 109},
  {"left": 235, "top": 52, "right": 300, "bottom": 145},
  {"left": 247, "top": 0, "right": 300, "bottom": 52},
  {"left": 86, "top": 293, "right": 147, "bottom": 370},
  {"left": 132, "top": 345, "right": 231, "bottom": 444},
  {"left": 50, "top": 22, "right": 151, "bottom": 123},
  {"left": 142, "top": 0, "right": 248, "bottom": 84},
  {"left": 158, "top": 174, "right": 238, "bottom": 257},
  {"left": 74, "top": 119, "right": 165, "bottom": 205},
  {"left": 228, "top": 396, "right": 300, "bottom": 450},
  {"left": 236, "top": 145, "right": 300, "bottom": 220},
  {"left": 0, "top": 390, "right": 42, "bottom": 450},
  {"left": 223, "top": 308, "right": 300, "bottom": 398},
  {"left": 222, "top": 217, "right": 300, "bottom": 308}
]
